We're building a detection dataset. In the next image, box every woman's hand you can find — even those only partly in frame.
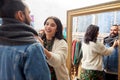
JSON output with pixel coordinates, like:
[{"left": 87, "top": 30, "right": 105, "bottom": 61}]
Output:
[
  {"left": 35, "top": 36, "right": 44, "bottom": 45},
  {"left": 35, "top": 36, "right": 52, "bottom": 59},
  {"left": 117, "top": 39, "right": 120, "bottom": 46},
  {"left": 38, "top": 29, "right": 45, "bottom": 37},
  {"left": 112, "top": 39, "right": 119, "bottom": 47}
]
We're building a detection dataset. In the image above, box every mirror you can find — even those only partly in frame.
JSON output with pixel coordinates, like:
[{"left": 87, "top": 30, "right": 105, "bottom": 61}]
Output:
[{"left": 67, "top": 1, "right": 120, "bottom": 80}]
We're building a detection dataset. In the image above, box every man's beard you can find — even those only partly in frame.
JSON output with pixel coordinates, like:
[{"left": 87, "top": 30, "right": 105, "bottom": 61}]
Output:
[
  {"left": 24, "top": 16, "right": 30, "bottom": 25},
  {"left": 110, "top": 33, "right": 118, "bottom": 38}
]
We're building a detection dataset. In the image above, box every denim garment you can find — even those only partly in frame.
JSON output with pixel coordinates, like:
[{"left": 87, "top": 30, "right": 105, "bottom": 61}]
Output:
[
  {"left": 0, "top": 43, "right": 51, "bottom": 80},
  {"left": 103, "top": 44, "right": 118, "bottom": 73}
]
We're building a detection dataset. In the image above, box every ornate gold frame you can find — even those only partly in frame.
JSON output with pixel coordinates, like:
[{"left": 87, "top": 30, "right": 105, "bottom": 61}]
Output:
[{"left": 67, "top": 1, "right": 120, "bottom": 80}]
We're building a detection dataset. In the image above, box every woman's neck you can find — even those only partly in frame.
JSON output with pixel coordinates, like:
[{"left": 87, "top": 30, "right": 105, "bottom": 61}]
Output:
[{"left": 46, "top": 35, "right": 53, "bottom": 40}]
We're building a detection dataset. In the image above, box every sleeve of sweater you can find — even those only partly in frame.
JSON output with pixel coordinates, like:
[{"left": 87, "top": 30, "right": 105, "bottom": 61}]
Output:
[
  {"left": 92, "top": 42, "right": 114, "bottom": 56},
  {"left": 47, "top": 39, "right": 68, "bottom": 67}
]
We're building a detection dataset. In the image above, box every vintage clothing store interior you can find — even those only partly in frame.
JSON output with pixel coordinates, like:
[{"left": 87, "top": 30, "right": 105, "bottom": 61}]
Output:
[{"left": 0, "top": 0, "right": 120, "bottom": 80}]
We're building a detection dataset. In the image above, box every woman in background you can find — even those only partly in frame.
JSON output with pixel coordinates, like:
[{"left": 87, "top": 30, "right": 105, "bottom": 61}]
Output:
[
  {"left": 80, "top": 24, "right": 118, "bottom": 80},
  {"left": 37, "top": 16, "right": 70, "bottom": 80}
]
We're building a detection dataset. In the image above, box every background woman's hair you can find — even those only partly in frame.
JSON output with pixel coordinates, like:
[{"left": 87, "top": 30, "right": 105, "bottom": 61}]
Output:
[{"left": 84, "top": 24, "right": 99, "bottom": 44}]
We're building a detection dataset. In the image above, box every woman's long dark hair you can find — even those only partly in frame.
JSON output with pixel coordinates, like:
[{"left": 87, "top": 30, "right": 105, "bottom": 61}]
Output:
[
  {"left": 84, "top": 24, "right": 99, "bottom": 44},
  {"left": 42, "top": 16, "right": 65, "bottom": 40}
]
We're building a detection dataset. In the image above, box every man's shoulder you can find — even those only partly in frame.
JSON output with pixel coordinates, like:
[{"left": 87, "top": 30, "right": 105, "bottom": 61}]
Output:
[
  {"left": 103, "top": 36, "right": 111, "bottom": 45},
  {"left": 103, "top": 36, "right": 109, "bottom": 42},
  {"left": 26, "top": 42, "right": 43, "bottom": 50},
  {"left": 104, "top": 36, "right": 109, "bottom": 40}
]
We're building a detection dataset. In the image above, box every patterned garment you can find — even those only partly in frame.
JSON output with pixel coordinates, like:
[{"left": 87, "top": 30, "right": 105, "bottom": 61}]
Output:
[
  {"left": 79, "top": 69, "right": 103, "bottom": 80},
  {"left": 44, "top": 37, "right": 57, "bottom": 80}
]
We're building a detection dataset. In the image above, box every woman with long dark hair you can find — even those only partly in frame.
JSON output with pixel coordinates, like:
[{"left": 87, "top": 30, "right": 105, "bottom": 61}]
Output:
[
  {"left": 37, "top": 16, "right": 70, "bottom": 80},
  {"left": 80, "top": 24, "right": 118, "bottom": 80}
]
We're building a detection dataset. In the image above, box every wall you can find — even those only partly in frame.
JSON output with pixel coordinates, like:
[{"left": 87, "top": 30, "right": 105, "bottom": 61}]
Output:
[{"left": 26, "top": 0, "right": 115, "bottom": 30}]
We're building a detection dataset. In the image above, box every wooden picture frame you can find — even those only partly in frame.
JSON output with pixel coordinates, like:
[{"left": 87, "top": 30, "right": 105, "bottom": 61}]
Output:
[{"left": 66, "top": 1, "right": 120, "bottom": 80}]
